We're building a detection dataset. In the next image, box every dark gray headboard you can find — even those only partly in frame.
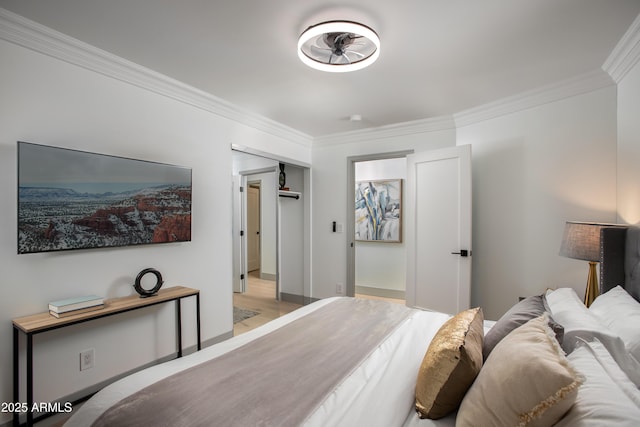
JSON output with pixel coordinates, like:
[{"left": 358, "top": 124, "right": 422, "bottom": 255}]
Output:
[{"left": 600, "top": 225, "right": 640, "bottom": 302}]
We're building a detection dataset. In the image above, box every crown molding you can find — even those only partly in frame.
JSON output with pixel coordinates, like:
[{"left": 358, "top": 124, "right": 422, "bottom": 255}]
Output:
[
  {"left": 316, "top": 67, "right": 614, "bottom": 145},
  {"left": 313, "top": 115, "right": 456, "bottom": 147},
  {"left": 603, "top": 13, "right": 640, "bottom": 83},
  {"left": 454, "top": 69, "right": 614, "bottom": 128},
  {"left": 314, "top": 65, "right": 614, "bottom": 144},
  {"left": 1, "top": 7, "right": 627, "bottom": 148},
  {"left": 0, "top": 8, "right": 312, "bottom": 148}
]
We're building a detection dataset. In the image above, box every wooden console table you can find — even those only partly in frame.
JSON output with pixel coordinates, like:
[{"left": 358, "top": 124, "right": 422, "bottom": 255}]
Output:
[{"left": 12, "top": 286, "right": 201, "bottom": 427}]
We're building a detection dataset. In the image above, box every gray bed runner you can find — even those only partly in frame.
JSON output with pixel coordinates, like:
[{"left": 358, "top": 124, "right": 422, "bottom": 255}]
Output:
[{"left": 92, "top": 298, "right": 413, "bottom": 427}]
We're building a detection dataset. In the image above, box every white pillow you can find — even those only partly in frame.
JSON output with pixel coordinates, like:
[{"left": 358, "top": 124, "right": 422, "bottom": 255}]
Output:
[
  {"left": 590, "top": 285, "right": 640, "bottom": 361},
  {"left": 545, "top": 287, "right": 640, "bottom": 386},
  {"left": 554, "top": 339, "right": 640, "bottom": 427}
]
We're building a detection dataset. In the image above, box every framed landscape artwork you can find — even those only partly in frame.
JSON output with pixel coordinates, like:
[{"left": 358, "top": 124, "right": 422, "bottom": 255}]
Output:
[
  {"left": 17, "top": 141, "right": 192, "bottom": 254},
  {"left": 355, "top": 179, "right": 402, "bottom": 243}
]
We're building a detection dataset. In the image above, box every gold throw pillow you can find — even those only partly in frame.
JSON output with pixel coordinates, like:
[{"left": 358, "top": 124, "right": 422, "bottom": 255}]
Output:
[{"left": 415, "top": 307, "right": 484, "bottom": 419}]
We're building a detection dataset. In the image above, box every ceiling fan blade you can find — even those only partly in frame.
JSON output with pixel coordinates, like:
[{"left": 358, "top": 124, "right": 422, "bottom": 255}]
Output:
[
  {"left": 310, "top": 44, "right": 332, "bottom": 55},
  {"left": 329, "top": 54, "right": 349, "bottom": 65},
  {"left": 306, "top": 46, "right": 335, "bottom": 63},
  {"left": 330, "top": 52, "right": 351, "bottom": 65},
  {"left": 346, "top": 49, "right": 366, "bottom": 59},
  {"left": 312, "top": 35, "right": 331, "bottom": 48}
]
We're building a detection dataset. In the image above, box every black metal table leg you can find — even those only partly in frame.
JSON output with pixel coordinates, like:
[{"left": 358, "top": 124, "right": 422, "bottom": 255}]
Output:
[
  {"left": 27, "top": 333, "right": 33, "bottom": 426},
  {"left": 13, "top": 327, "right": 19, "bottom": 427},
  {"left": 176, "top": 300, "right": 182, "bottom": 358},
  {"left": 196, "top": 293, "right": 201, "bottom": 351}
]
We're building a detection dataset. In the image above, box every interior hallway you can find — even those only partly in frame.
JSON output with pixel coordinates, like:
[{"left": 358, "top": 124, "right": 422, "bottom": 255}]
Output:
[{"left": 233, "top": 271, "right": 405, "bottom": 335}]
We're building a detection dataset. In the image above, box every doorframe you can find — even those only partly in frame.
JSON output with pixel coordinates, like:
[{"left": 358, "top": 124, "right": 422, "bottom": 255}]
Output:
[
  {"left": 346, "top": 150, "right": 414, "bottom": 298},
  {"left": 237, "top": 168, "right": 277, "bottom": 299},
  {"left": 232, "top": 174, "right": 245, "bottom": 293}
]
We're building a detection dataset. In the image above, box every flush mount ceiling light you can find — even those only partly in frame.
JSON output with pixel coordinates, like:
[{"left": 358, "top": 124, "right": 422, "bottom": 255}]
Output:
[{"left": 297, "top": 21, "right": 380, "bottom": 72}]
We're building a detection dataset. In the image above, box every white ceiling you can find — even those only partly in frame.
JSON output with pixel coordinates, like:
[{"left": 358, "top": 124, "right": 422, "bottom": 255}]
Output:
[{"left": 1, "top": 0, "right": 639, "bottom": 138}]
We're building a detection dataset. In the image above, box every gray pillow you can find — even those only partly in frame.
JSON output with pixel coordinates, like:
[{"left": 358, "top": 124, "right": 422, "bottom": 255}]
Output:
[{"left": 483, "top": 294, "right": 564, "bottom": 360}]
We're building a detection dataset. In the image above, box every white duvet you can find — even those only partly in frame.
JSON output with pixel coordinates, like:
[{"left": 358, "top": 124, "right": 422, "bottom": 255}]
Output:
[{"left": 65, "top": 298, "right": 485, "bottom": 427}]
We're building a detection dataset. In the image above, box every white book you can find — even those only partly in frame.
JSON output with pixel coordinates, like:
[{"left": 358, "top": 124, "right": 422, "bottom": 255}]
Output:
[
  {"left": 49, "top": 304, "right": 105, "bottom": 318},
  {"left": 49, "top": 295, "right": 104, "bottom": 313}
]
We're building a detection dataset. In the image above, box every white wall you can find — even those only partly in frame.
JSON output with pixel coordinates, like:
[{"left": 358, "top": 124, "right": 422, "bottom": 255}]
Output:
[
  {"left": 355, "top": 158, "right": 407, "bottom": 295},
  {"left": 457, "top": 86, "right": 618, "bottom": 319},
  {"left": 312, "top": 86, "right": 618, "bottom": 319},
  {"left": 616, "top": 56, "right": 640, "bottom": 225},
  {"left": 279, "top": 164, "right": 305, "bottom": 299},
  {"left": 231, "top": 152, "right": 279, "bottom": 175},
  {"left": 0, "top": 37, "right": 310, "bottom": 423}
]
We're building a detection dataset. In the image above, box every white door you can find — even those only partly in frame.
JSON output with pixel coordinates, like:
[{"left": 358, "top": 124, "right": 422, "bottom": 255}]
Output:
[
  {"left": 405, "top": 145, "right": 472, "bottom": 313},
  {"left": 247, "top": 186, "right": 261, "bottom": 272}
]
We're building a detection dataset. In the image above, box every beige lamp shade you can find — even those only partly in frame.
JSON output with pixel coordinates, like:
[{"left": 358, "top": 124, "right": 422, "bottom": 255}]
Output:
[{"left": 559, "top": 222, "right": 606, "bottom": 262}]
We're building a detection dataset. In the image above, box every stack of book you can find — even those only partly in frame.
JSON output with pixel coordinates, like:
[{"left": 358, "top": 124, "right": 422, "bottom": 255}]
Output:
[{"left": 49, "top": 295, "right": 104, "bottom": 318}]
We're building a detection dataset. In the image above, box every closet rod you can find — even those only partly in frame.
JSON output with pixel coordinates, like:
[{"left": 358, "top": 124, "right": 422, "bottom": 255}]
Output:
[{"left": 279, "top": 193, "right": 300, "bottom": 200}]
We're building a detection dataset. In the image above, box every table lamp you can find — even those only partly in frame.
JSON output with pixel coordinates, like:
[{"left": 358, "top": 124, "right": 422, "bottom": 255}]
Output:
[{"left": 559, "top": 221, "right": 605, "bottom": 307}]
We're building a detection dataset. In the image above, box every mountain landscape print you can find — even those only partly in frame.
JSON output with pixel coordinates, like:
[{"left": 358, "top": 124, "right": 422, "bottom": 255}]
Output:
[{"left": 18, "top": 142, "right": 192, "bottom": 254}]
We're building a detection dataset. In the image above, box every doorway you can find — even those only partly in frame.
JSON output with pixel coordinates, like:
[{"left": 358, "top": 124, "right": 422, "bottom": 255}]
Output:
[
  {"left": 353, "top": 156, "right": 409, "bottom": 302},
  {"left": 347, "top": 151, "right": 413, "bottom": 301},
  {"left": 346, "top": 146, "right": 472, "bottom": 313},
  {"left": 231, "top": 146, "right": 312, "bottom": 332},
  {"left": 236, "top": 166, "right": 279, "bottom": 299},
  {"left": 247, "top": 182, "right": 261, "bottom": 273}
]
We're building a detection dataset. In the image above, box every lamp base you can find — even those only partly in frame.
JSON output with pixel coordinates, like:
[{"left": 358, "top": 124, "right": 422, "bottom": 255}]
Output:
[{"left": 584, "top": 261, "right": 599, "bottom": 307}]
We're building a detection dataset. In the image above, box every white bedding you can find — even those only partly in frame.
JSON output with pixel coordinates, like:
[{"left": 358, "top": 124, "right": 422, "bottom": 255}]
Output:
[{"left": 65, "top": 298, "right": 474, "bottom": 427}]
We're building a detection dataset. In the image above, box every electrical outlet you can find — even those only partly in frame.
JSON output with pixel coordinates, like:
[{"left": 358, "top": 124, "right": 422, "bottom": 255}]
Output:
[
  {"left": 336, "top": 283, "right": 344, "bottom": 294},
  {"left": 80, "top": 348, "right": 95, "bottom": 371}
]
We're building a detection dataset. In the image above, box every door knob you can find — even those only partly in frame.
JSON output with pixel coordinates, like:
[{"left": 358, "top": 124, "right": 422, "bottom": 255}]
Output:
[{"left": 451, "top": 249, "right": 469, "bottom": 257}]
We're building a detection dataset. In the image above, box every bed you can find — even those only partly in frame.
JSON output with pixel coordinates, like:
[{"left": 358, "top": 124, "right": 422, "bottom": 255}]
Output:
[{"left": 64, "top": 225, "right": 640, "bottom": 427}]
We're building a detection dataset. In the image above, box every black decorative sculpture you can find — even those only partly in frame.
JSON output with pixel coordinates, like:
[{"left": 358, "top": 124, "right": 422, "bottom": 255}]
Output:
[
  {"left": 134, "top": 268, "right": 164, "bottom": 298},
  {"left": 279, "top": 163, "right": 286, "bottom": 190}
]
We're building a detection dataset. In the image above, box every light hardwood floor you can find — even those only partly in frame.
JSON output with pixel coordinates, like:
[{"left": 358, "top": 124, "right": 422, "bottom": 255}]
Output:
[
  {"left": 355, "top": 293, "right": 405, "bottom": 305},
  {"left": 233, "top": 271, "right": 301, "bottom": 335},
  {"left": 233, "top": 272, "right": 405, "bottom": 335}
]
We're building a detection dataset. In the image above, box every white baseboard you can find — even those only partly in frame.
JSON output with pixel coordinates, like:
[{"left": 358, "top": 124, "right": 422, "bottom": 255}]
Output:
[
  {"left": 355, "top": 285, "right": 405, "bottom": 300},
  {"left": 260, "top": 272, "right": 276, "bottom": 281}
]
